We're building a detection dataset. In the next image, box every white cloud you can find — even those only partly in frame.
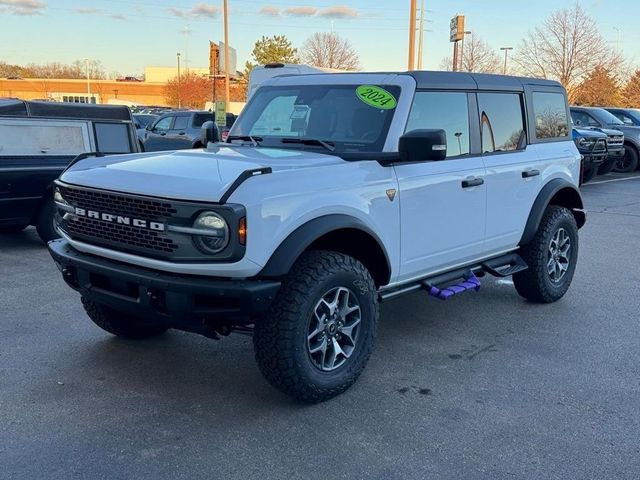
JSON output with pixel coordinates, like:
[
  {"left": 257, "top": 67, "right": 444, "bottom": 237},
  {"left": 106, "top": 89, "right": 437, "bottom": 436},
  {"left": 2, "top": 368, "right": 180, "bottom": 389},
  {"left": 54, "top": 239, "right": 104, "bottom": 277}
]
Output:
[
  {"left": 318, "top": 5, "right": 358, "bottom": 19},
  {"left": 0, "top": 0, "right": 46, "bottom": 16},
  {"left": 259, "top": 5, "right": 280, "bottom": 17},
  {"left": 168, "top": 3, "right": 219, "bottom": 20},
  {"left": 284, "top": 6, "right": 318, "bottom": 17}
]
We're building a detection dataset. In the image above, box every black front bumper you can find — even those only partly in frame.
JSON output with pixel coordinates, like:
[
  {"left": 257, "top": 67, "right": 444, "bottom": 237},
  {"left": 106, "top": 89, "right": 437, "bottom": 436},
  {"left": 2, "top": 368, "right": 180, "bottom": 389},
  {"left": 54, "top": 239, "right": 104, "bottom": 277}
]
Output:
[
  {"left": 607, "top": 147, "right": 625, "bottom": 159},
  {"left": 48, "top": 239, "right": 280, "bottom": 324}
]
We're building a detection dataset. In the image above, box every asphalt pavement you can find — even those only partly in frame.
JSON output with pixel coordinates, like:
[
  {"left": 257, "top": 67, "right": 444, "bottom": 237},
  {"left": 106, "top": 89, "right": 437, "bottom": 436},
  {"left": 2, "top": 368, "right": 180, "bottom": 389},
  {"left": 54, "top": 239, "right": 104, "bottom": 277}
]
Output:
[{"left": 1, "top": 173, "right": 639, "bottom": 480}]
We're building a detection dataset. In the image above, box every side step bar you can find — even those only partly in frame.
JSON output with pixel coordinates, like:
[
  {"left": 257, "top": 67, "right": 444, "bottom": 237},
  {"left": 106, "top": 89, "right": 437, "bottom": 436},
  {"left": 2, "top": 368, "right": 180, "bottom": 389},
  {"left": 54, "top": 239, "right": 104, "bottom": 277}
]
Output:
[{"left": 379, "top": 252, "right": 528, "bottom": 303}]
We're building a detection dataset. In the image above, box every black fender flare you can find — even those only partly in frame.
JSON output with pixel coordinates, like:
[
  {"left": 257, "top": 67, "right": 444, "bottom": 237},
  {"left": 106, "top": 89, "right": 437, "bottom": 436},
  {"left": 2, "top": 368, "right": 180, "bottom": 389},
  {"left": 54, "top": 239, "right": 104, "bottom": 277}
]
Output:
[
  {"left": 259, "top": 214, "right": 391, "bottom": 279},
  {"left": 519, "top": 179, "right": 585, "bottom": 246}
]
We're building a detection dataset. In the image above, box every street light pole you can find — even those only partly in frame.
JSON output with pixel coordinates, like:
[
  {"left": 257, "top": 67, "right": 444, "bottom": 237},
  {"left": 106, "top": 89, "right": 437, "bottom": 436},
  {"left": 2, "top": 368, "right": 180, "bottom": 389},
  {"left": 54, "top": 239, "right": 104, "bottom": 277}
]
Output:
[
  {"left": 500, "top": 47, "right": 513, "bottom": 75},
  {"left": 176, "top": 52, "right": 182, "bottom": 109},
  {"left": 223, "top": 0, "right": 230, "bottom": 110},
  {"left": 408, "top": 0, "right": 417, "bottom": 70}
]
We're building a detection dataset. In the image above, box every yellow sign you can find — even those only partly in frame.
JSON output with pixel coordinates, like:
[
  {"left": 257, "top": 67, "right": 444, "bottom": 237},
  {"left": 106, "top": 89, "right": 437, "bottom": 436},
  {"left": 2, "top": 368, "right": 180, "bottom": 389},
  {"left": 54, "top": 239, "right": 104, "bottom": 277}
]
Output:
[{"left": 215, "top": 101, "right": 226, "bottom": 127}]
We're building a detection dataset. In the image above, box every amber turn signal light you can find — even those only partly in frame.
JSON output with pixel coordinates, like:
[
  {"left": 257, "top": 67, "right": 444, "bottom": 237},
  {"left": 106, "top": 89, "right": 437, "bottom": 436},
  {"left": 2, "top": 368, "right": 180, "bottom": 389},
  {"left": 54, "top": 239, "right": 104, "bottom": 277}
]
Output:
[{"left": 238, "top": 217, "right": 247, "bottom": 245}]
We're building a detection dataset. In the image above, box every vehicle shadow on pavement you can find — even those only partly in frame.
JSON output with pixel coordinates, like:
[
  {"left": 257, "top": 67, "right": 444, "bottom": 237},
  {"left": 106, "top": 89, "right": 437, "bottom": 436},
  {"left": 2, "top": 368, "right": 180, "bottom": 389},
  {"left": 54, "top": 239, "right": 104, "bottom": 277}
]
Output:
[{"left": 0, "top": 229, "right": 44, "bottom": 252}]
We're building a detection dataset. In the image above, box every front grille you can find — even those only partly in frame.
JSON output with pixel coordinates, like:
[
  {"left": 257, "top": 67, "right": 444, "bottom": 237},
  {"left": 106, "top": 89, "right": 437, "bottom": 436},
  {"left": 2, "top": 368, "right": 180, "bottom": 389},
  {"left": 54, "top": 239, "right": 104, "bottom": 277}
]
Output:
[
  {"left": 65, "top": 216, "right": 176, "bottom": 253},
  {"left": 607, "top": 136, "right": 624, "bottom": 147},
  {"left": 58, "top": 185, "right": 179, "bottom": 256},
  {"left": 593, "top": 139, "right": 606, "bottom": 153},
  {"left": 58, "top": 186, "right": 177, "bottom": 219}
]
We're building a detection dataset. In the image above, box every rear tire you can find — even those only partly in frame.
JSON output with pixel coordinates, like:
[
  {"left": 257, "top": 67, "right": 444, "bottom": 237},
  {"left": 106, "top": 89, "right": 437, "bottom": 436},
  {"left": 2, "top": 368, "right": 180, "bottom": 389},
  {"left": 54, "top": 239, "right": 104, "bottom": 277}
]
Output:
[
  {"left": 82, "top": 297, "right": 168, "bottom": 339},
  {"left": 35, "top": 196, "right": 60, "bottom": 242},
  {"left": 253, "top": 251, "right": 378, "bottom": 403},
  {"left": 513, "top": 206, "right": 579, "bottom": 303},
  {"left": 614, "top": 145, "right": 638, "bottom": 173}
]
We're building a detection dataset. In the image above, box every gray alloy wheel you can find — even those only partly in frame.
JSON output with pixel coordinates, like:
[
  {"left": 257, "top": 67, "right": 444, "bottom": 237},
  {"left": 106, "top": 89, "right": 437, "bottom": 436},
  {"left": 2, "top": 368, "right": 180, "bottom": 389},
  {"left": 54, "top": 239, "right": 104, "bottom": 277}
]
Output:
[
  {"left": 306, "top": 286, "right": 362, "bottom": 372},
  {"left": 547, "top": 227, "right": 571, "bottom": 283}
]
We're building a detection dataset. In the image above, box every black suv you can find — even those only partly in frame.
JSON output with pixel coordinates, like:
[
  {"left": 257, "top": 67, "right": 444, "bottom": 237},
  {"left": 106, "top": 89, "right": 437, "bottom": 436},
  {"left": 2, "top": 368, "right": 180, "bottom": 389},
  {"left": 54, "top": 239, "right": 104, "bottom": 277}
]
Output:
[
  {"left": 570, "top": 107, "right": 634, "bottom": 173},
  {"left": 0, "top": 100, "right": 138, "bottom": 241},
  {"left": 141, "top": 111, "right": 214, "bottom": 152}
]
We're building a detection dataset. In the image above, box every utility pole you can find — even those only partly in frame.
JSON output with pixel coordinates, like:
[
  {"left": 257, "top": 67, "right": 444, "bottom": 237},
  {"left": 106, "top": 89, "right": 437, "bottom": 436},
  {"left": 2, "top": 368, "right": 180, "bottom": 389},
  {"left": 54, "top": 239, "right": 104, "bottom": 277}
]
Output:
[
  {"left": 223, "top": 0, "right": 230, "bottom": 110},
  {"left": 83, "top": 58, "right": 90, "bottom": 98},
  {"left": 417, "top": 0, "right": 424, "bottom": 70},
  {"left": 176, "top": 52, "right": 182, "bottom": 109},
  {"left": 500, "top": 47, "right": 513, "bottom": 75},
  {"left": 408, "top": 0, "right": 417, "bottom": 70}
]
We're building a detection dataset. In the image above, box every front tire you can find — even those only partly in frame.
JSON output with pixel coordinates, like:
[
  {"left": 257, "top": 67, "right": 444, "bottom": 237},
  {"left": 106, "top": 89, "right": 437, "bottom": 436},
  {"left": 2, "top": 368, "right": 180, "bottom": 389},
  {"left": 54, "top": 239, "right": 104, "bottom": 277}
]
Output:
[
  {"left": 35, "top": 196, "right": 60, "bottom": 242},
  {"left": 513, "top": 206, "right": 579, "bottom": 303},
  {"left": 253, "top": 251, "right": 378, "bottom": 403},
  {"left": 582, "top": 165, "right": 597, "bottom": 183},
  {"left": 82, "top": 297, "right": 168, "bottom": 339},
  {"left": 614, "top": 145, "right": 639, "bottom": 173}
]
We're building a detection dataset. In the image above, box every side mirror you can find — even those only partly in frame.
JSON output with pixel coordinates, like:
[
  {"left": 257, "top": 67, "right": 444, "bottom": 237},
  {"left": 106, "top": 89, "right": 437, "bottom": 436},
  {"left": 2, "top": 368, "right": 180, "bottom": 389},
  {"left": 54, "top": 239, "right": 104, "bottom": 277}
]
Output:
[
  {"left": 201, "top": 121, "right": 219, "bottom": 145},
  {"left": 399, "top": 129, "right": 447, "bottom": 163},
  {"left": 146, "top": 123, "right": 154, "bottom": 131}
]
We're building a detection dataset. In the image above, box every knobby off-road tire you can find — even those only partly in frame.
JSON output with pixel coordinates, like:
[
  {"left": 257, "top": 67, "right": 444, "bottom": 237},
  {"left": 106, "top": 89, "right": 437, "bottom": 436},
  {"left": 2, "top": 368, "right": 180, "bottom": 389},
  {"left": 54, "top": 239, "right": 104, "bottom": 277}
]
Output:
[
  {"left": 513, "top": 206, "right": 579, "bottom": 303},
  {"left": 614, "top": 145, "right": 639, "bottom": 173},
  {"left": 35, "top": 196, "right": 60, "bottom": 243},
  {"left": 81, "top": 297, "right": 168, "bottom": 339},
  {"left": 253, "top": 251, "right": 379, "bottom": 403}
]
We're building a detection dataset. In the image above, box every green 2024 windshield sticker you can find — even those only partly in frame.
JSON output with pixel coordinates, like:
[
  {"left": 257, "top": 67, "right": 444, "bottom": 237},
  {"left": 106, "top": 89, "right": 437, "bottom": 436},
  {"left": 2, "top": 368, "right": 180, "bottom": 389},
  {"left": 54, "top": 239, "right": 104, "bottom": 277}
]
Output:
[{"left": 356, "top": 85, "right": 397, "bottom": 110}]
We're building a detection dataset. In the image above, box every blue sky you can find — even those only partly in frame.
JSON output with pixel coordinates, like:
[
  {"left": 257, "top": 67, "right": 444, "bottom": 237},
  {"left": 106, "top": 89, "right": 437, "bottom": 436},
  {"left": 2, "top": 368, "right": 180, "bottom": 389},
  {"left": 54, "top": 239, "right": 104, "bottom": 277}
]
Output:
[{"left": 0, "top": 0, "right": 637, "bottom": 76}]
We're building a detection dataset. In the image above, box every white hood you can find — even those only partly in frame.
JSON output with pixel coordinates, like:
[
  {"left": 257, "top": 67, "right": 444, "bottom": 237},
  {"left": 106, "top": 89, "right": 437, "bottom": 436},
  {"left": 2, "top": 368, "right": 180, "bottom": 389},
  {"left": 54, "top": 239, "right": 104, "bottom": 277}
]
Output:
[{"left": 59, "top": 146, "right": 344, "bottom": 202}]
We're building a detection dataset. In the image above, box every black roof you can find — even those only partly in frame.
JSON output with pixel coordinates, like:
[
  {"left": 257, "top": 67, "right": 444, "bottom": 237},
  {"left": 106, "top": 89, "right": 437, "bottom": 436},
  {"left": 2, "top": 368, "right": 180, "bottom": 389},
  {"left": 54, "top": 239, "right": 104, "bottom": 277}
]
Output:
[
  {"left": 0, "top": 100, "right": 132, "bottom": 121},
  {"left": 407, "top": 71, "right": 563, "bottom": 91}
]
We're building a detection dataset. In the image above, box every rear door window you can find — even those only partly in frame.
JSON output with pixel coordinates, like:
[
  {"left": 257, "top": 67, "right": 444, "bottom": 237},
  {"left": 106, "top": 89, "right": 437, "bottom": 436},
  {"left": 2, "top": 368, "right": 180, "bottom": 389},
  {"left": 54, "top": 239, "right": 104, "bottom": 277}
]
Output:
[
  {"left": 477, "top": 93, "right": 525, "bottom": 153},
  {"left": 173, "top": 116, "right": 189, "bottom": 130},
  {"left": 532, "top": 92, "right": 570, "bottom": 139}
]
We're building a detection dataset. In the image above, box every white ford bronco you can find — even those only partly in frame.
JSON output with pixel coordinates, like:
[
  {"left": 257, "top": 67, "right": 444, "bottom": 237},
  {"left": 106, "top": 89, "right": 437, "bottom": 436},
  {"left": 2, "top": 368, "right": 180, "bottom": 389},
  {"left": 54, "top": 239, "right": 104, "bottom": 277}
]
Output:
[{"left": 49, "top": 71, "right": 585, "bottom": 402}]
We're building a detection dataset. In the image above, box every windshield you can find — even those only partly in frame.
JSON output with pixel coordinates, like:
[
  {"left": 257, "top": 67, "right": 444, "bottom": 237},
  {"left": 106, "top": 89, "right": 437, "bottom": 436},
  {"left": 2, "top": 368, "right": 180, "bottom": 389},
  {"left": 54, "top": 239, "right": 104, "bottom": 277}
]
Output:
[
  {"left": 592, "top": 108, "right": 624, "bottom": 126},
  {"left": 230, "top": 84, "right": 400, "bottom": 153}
]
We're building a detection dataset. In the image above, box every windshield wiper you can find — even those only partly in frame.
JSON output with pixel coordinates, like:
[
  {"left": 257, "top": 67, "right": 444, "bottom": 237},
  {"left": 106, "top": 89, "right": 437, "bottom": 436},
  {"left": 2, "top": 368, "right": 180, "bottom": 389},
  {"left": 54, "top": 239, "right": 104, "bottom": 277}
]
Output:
[
  {"left": 227, "top": 135, "right": 262, "bottom": 146},
  {"left": 281, "top": 137, "right": 336, "bottom": 152}
]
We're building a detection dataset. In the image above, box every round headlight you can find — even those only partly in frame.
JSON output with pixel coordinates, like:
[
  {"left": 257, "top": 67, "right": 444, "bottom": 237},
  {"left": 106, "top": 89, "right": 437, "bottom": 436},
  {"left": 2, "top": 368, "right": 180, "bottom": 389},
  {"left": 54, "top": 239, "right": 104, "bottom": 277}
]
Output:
[
  {"left": 577, "top": 137, "right": 594, "bottom": 148},
  {"left": 192, "top": 211, "right": 229, "bottom": 254}
]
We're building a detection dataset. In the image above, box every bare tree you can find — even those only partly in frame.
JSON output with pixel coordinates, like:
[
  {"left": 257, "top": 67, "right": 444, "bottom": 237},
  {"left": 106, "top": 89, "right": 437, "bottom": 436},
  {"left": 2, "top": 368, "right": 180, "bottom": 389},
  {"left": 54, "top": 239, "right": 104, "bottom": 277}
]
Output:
[
  {"left": 460, "top": 35, "right": 501, "bottom": 73},
  {"left": 438, "top": 35, "right": 500, "bottom": 73},
  {"left": 300, "top": 32, "right": 360, "bottom": 71},
  {"left": 514, "top": 3, "right": 622, "bottom": 90}
]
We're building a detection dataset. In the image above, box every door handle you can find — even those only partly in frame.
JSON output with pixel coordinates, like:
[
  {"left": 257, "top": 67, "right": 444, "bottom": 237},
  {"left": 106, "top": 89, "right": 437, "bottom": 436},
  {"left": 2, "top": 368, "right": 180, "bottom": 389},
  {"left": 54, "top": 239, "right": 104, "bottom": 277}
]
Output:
[
  {"left": 178, "top": 132, "right": 186, "bottom": 135},
  {"left": 522, "top": 169, "right": 540, "bottom": 178},
  {"left": 461, "top": 177, "right": 484, "bottom": 188},
  {"left": 160, "top": 132, "right": 166, "bottom": 136}
]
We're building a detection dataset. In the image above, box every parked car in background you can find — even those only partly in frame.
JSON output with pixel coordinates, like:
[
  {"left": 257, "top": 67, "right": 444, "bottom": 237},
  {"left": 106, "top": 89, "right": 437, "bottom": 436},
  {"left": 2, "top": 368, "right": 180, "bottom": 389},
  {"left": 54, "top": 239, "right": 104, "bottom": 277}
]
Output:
[
  {"left": 220, "top": 112, "right": 237, "bottom": 142},
  {"left": 596, "top": 128, "right": 625, "bottom": 175},
  {"left": 605, "top": 107, "right": 640, "bottom": 127},
  {"left": 141, "top": 110, "right": 215, "bottom": 152},
  {"left": 570, "top": 106, "right": 639, "bottom": 172},
  {"left": 572, "top": 127, "right": 608, "bottom": 183},
  {"left": 133, "top": 113, "right": 158, "bottom": 148},
  {"left": 0, "top": 100, "right": 138, "bottom": 241}
]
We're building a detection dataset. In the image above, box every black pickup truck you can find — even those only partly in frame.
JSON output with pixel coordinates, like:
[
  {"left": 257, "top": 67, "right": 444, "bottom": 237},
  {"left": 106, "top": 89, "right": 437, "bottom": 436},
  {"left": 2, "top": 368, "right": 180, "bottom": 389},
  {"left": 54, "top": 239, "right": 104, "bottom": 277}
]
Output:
[{"left": 0, "top": 100, "right": 138, "bottom": 242}]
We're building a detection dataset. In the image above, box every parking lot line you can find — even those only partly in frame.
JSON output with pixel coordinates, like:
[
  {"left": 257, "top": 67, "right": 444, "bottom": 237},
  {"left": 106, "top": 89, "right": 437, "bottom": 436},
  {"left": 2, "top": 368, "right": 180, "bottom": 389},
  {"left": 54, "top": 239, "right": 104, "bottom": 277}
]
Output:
[{"left": 586, "top": 175, "right": 640, "bottom": 186}]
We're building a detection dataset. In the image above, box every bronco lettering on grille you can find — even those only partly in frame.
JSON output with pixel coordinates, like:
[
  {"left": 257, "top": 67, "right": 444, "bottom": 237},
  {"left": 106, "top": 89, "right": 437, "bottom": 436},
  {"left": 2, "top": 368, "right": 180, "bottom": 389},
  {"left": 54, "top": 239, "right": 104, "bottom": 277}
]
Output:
[{"left": 74, "top": 207, "right": 165, "bottom": 231}]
